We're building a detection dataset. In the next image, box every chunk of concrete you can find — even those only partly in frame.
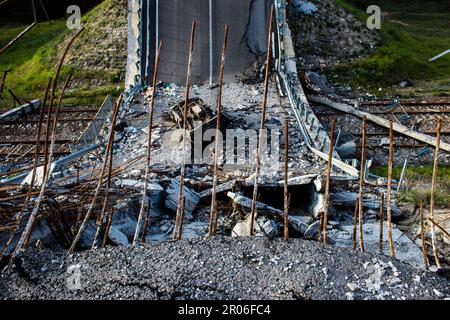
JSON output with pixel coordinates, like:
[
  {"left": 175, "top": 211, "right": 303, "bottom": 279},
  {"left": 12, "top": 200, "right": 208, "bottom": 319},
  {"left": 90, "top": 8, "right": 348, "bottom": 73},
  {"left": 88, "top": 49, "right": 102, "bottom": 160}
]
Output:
[
  {"left": 108, "top": 226, "right": 131, "bottom": 246},
  {"left": 232, "top": 214, "right": 277, "bottom": 238},
  {"left": 165, "top": 178, "right": 200, "bottom": 218},
  {"left": 331, "top": 192, "right": 402, "bottom": 218},
  {"left": 336, "top": 223, "right": 424, "bottom": 269}
]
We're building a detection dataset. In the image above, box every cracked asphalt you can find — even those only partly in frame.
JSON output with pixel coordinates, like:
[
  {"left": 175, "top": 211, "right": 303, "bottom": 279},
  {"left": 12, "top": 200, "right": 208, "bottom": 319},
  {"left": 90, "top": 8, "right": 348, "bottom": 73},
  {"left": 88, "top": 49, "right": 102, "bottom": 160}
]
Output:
[{"left": 0, "top": 237, "right": 448, "bottom": 300}]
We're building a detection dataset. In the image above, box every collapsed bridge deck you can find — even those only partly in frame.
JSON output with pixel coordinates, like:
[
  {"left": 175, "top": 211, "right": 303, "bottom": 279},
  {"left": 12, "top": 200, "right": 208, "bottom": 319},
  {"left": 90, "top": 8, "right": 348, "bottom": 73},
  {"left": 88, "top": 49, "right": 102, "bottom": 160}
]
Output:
[{"left": 128, "top": 0, "right": 272, "bottom": 87}]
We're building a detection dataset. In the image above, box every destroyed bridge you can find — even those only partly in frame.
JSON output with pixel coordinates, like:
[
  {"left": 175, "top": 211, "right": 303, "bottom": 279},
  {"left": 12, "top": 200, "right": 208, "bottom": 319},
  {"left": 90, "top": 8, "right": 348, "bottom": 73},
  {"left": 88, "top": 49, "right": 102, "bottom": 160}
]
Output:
[{"left": 0, "top": 0, "right": 449, "bottom": 280}]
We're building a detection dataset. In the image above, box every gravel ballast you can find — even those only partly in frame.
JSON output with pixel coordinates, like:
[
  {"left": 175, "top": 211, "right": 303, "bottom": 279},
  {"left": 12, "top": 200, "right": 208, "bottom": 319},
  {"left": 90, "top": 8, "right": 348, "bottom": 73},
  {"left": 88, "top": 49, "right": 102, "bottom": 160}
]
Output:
[{"left": 1, "top": 238, "right": 448, "bottom": 300}]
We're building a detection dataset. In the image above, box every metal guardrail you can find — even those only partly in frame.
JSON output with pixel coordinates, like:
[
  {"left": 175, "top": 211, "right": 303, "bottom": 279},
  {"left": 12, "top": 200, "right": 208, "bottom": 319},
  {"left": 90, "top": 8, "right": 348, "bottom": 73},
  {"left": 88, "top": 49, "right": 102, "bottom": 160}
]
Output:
[{"left": 273, "top": 0, "right": 359, "bottom": 177}]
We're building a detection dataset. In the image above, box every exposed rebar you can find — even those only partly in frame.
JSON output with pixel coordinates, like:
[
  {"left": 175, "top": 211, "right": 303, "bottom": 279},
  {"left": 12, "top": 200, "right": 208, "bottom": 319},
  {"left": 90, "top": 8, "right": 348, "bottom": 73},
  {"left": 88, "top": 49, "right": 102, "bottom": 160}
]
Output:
[
  {"left": 284, "top": 119, "right": 289, "bottom": 241},
  {"left": 0, "top": 22, "right": 37, "bottom": 55},
  {"left": 378, "top": 193, "right": 384, "bottom": 255},
  {"left": 23, "top": 73, "right": 73, "bottom": 249},
  {"left": 173, "top": 21, "right": 196, "bottom": 241},
  {"left": 0, "top": 77, "right": 52, "bottom": 261},
  {"left": 358, "top": 116, "right": 366, "bottom": 252},
  {"left": 0, "top": 68, "right": 9, "bottom": 99},
  {"left": 141, "top": 204, "right": 152, "bottom": 243},
  {"left": 91, "top": 125, "right": 115, "bottom": 249},
  {"left": 387, "top": 114, "right": 396, "bottom": 257},
  {"left": 102, "top": 207, "right": 114, "bottom": 247},
  {"left": 8, "top": 89, "right": 24, "bottom": 105},
  {"left": 209, "top": 24, "right": 229, "bottom": 238},
  {"left": 44, "top": 28, "right": 84, "bottom": 180},
  {"left": 429, "top": 117, "right": 442, "bottom": 268},
  {"left": 177, "top": 197, "right": 186, "bottom": 241},
  {"left": 249, "top": 4, "right": 274, "bottom": 236},
  {"left": 68, "top": 95, "right": 123, "bottom": 253},
  {"left": 352, "top": 198, "right": 358, "bottom": 250},
  {"left": 323, "top": 119, "right": 335, "bottom": 244},
  {"left": 133, "top": 40, "right": 163, "bottom": 246},
  {"left": 11, "top": 137, "right": 55, "bottom": 257},
  {"left": 419, "top": 200, "right": 428, "bottom": 270}
]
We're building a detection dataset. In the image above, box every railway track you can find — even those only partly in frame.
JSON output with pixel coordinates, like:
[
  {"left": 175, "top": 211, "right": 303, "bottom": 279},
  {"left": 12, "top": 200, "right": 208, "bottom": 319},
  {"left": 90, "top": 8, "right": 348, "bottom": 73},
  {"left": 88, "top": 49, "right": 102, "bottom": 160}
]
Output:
[
  {"left": 0, "top": 105, "right": 102, "bottom": 179},
  {"left": 312, "top": 98, "right": 450, "bottom": 165}
]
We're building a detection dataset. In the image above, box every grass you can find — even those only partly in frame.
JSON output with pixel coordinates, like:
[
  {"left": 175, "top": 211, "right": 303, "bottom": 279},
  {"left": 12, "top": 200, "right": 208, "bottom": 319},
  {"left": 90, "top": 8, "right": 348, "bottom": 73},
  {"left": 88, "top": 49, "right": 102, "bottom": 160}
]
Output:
[
  {"left": 0, "top": 0, "right": 123, "bottom": 109},
  {"left": 371, "top": 164, "right": 450, "bottom": 208},
  {"left": 332, "top": 0, "right": 450, "bottom": 97},
  {"left": 0, "top": 20, "right": 68, "bottom": 108}
]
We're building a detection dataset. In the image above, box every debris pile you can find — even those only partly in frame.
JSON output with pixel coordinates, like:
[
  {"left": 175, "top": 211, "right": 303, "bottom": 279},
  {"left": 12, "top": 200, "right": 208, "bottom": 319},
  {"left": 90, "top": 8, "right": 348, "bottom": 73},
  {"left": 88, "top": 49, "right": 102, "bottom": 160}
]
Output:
[{"left": 0, "top": 0, "right": 448, "bottom": 301}]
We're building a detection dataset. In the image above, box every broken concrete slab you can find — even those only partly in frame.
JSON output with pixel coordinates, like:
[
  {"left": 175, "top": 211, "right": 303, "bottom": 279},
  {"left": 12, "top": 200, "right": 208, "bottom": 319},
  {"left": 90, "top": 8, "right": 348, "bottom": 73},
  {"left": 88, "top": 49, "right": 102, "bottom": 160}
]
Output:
[
  {"left": 199, "top": 174, "right": 319, "bottom": 198},
  {"left": 227, "top": 191, "right": 310, "bottom": 234},
  {"left": 232, "top": 214, "right": 277, "bottom": 238},
  {"left": 165, "top": 178, "right": 201, "bottom": 218},
  {"left": 331, "top": 192, "right": 402, "bottom": 218},
  {"left": 108, "top": 226, "right": 131, "bottom": 246},
  {"left": 21, "top": 163, "right": 56, "bottom": 187},
  {"left": 292, "top": 0, "right": 318, "bottom": 15},
  {"left": 117, "top": 180, "right": 164, "bottom": 217},
  {"left": 0, "top": 99, "right": 41, "bottom": 122},
  {"left": 335, "top": 223, "right": 425, "bottom": 269},
  {"left": 179, "top": 221, "right": 209, "bottom": 240},
  {"left": 336, "top": 140, "right": 356, "bottom": 159}
]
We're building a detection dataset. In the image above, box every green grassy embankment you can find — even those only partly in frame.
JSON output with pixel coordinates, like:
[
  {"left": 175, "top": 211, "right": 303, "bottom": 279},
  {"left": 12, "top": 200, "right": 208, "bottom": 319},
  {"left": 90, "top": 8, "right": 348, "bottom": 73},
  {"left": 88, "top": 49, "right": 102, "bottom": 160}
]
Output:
[
  {"left": 371, "top": 165, "right": 450, "bottom": 208},
  {"left": 334, "top": 0, "right": 450, "bottom": 97},
  {"left": 0, "top": 0, "right": 124, "bottom": 109}
]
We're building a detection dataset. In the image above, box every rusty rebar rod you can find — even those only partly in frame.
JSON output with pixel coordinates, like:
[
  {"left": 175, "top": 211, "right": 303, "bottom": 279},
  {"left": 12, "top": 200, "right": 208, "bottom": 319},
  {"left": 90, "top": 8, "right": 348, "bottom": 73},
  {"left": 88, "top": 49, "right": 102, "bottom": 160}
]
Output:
[
  {"left": 174, "top": 21, "right": 196, "bottom": 241},
  {"left": 284, "top": 119, "right": 289, "bottom": 241},
  {"left": 378, "top": 193, "right": 384, "bottom": 255},
  {"left": 0, "top": 22, "right": 37, "bottom": 55},
  {"left": 419, "top": 200, "right": 428, "bottom": 270},
  {"left": 0, "top": 68, "right": 9, "bottom": 99},
  {"left": 177, "top": 197, "right": 186, "bottom": 241},
  {"left": 0, "top": 78, "right": 52, "bottom": 261},
  {"left": 141, "top": 204, "right": 151, "bottom": 243},
  {"left": 387, "top": 115, "right": 396, "bottom": 257},
  {"left": 7, "top": 89, "right": 23, "bottom": 105},
  {"left": 91, "top": 122, "right": 116, "bottom": 249},
  {"left": 249, "top": 5, "right": 274, "bottom": 236},
  {"left": 22, "top": 73, "right": 73, "bottom": 250},
  {"left": 430, "top": 117, "right": 442, "bottom": 268},
  {"left": 352, "top": 198, "right": 358, "bottom": 250},
  {"left": 43, "top": 28, "right": 84, "bottom": 180},
  {"left": 11, "top": 127, "right": 57, "bottom": 257},
  {"left": 427, "top": 217, "right": 450, "bottom": 240},
  {"left": 42, "top": 72, "right": 72, "bottom": 180},
  {"left": 358, "top": 116, "right": 366, "bottom": 252},
  {"left": 133, "top": 40, "right": 163, "bottom": 246},
  {"left": 318, "top": 211, "right": 323, "bottom": 243},
  {"left": 323, "top": 119, "right": 335, "bottom": 244},
  {"left": 102, "top": 207, "right": 114, "bottom": 247},
  {"left": 68, "top": 95, "right": 122, "bottom": 254},
  {"left": 209, "top": 25, "right": 229, "bottom": 238}
]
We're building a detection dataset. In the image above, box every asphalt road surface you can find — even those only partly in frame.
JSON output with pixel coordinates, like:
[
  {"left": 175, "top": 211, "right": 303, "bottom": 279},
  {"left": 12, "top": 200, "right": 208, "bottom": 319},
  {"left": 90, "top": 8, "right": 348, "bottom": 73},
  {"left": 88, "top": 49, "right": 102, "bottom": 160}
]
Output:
[
  {"left": 1, "top": 238, "right": 448, "bottom": 300},
  {"left": 141, "top": 0, "right": 271, "bottom": 85}
]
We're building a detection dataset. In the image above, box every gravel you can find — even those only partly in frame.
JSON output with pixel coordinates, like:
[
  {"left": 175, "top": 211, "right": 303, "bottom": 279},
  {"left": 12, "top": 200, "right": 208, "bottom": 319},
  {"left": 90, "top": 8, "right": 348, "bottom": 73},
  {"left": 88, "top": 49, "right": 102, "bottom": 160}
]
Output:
[{"left": 1, "top": 237, "right": 448, "bottom": 300}]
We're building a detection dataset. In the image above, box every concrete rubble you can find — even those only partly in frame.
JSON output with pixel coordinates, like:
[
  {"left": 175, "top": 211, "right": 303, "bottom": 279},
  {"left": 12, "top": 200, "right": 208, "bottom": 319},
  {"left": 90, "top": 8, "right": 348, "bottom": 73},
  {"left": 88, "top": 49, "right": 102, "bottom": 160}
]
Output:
[{"left": 1, "top": 77, "right": 447, "bottom": 277}]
